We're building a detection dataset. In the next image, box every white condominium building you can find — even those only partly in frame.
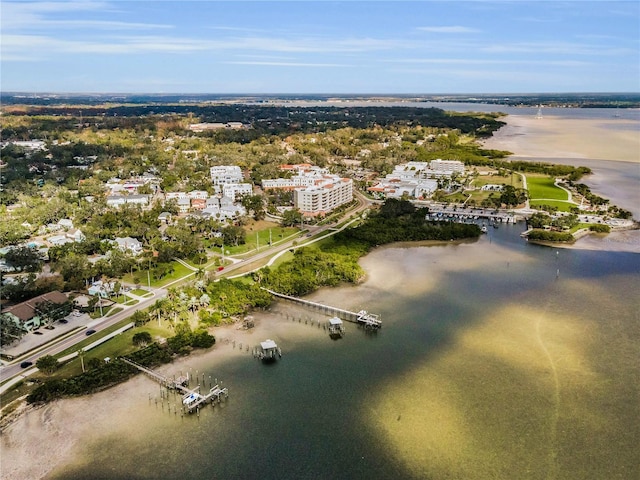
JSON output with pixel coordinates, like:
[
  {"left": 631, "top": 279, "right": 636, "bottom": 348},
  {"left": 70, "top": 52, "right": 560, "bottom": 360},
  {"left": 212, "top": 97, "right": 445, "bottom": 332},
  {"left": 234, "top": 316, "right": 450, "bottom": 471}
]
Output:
[
  {"left": 294, "top": 176, "right": 353, "bottom": 217},
  {"left": 262, "top": 176, "right": 316, "bottom": 190},
  {"left": 210, "top": 165, "right": 243, "bottom": 186},
  {"left": 223, "top": 183, "right": 253, "bottom": 202},
  {"left": 428, "top": 159, "right": 465, "bottom": 174}
]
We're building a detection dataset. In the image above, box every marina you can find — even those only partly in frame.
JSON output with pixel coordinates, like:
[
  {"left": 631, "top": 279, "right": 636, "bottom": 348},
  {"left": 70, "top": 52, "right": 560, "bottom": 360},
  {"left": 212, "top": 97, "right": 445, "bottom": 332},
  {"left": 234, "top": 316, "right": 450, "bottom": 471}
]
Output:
[{"left": 262, "top": 288, "right": 382, "bottom": 330}]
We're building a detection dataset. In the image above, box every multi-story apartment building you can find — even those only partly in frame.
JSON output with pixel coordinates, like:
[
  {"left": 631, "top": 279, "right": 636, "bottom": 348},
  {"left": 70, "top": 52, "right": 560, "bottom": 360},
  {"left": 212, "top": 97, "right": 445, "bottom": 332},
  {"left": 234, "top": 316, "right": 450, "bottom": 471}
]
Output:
[
  {"left": 210, "top": 165, "right": 243, "bottom": 187},
  {"left": 294, "top": 176, "right": 353, "bottom": 217},
  {"left": 222, "top": 183, "right": 253, "bottom": 202}
]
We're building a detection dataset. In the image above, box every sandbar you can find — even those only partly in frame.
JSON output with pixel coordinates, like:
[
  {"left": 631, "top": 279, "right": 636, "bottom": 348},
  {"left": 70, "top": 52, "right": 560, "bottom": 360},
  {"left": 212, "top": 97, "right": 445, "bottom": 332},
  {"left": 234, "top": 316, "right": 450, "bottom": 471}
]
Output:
[{"left": 482, "top": 115, "right": 640, "bottom": 163}]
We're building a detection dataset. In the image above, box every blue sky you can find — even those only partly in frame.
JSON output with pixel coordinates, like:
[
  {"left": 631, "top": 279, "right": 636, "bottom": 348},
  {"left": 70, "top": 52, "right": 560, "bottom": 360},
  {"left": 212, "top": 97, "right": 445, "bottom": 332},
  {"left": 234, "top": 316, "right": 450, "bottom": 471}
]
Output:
[{"left": 1, "top": 1, "right": 638, "bottom": 93}]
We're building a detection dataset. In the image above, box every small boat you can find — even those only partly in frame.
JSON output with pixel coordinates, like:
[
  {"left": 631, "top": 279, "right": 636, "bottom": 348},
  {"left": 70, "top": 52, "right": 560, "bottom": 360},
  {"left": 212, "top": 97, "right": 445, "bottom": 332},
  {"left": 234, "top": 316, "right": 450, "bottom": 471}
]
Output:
[{"left": 481, "top": 226, "right": 488, "bottom": 233}]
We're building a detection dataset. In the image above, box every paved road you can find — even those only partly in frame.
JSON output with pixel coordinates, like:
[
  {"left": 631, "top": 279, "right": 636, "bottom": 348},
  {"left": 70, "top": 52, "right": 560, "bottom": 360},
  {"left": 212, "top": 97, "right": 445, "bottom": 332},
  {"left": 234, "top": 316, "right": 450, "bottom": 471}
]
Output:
[
  {"left": 0, "top": 289, "right": 166, "bottom": 385},
  {"left": 0, "top": 194, "right": 373, "bottom": 388}
]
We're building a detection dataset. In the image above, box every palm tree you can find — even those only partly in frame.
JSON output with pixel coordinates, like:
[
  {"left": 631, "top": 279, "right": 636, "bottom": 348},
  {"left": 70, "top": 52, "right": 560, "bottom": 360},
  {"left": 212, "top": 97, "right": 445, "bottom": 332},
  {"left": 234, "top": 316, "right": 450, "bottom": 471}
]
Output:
[
  {"left": 188, "top": 296, "right": 199, "bottom": 314},
  {"left": 199, "top": 293, "right": 210, "bottom": 309}
]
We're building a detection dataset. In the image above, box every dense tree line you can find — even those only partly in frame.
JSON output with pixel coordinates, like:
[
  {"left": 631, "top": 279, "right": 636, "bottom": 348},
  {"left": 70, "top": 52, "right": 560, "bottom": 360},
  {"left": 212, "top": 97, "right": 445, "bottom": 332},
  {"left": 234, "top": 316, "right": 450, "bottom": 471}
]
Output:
[
  {"left": 2, "top": 104, "right": 504, "bottom": 138},
  {"left": 526, "top": 230, "right": 574, "bottom": 243},
  {"left": 334, "top": 199, "right": 481, "bottom": 247},
  {"left": 260, "top": 248, "right": 364, "bottom": 297}
]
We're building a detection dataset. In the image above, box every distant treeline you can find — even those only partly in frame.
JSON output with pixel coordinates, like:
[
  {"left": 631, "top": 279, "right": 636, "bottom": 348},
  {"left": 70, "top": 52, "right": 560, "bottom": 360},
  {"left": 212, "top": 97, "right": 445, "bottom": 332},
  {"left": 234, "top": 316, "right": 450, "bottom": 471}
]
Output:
[
  {"left": 3, "top": 92, "right": 639, "bottom": 107},
  {"left": 2, "top": 104, "right": 505, "bottom": 137}
]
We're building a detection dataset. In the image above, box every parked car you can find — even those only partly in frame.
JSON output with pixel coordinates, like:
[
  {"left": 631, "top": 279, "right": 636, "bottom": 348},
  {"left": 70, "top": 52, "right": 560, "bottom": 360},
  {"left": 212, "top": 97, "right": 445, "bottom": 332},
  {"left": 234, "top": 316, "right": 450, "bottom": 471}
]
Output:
[
  {"left": 72, "top": 310, "right": 81, "bottom": 317},
  {"left": 33, "top": 331, "right": 43, "bottom": 335},
  {"left": 85, "top": 329, "right": 96, "bottom": 336},
  {"left": 59, "top": 319, "right": 68, "bottom": 324},
  {"left": 20, "top": 361, "right": 33, "bottom": 368}
]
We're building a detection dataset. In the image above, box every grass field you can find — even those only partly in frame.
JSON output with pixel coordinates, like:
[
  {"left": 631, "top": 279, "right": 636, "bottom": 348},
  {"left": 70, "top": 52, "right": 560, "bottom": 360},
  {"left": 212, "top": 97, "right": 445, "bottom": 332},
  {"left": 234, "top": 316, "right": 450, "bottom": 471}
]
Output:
[
  {"left": 526, "top": 175, "right": 569, "bottom": 201},
  {"left": 227, "top": 225, "right": 300, "bottom": 256},
  {"left": 529, "top": 200, "right": 575, "bottom": 213},
  {"left": 123, "top": 261, "right": 194, "bottom": 288},
  {"left": 471, "top": 173, "right": 523, "bottom": 189},
  {"left": 130, "top": 288, "right": 153, "bottom": 297}
]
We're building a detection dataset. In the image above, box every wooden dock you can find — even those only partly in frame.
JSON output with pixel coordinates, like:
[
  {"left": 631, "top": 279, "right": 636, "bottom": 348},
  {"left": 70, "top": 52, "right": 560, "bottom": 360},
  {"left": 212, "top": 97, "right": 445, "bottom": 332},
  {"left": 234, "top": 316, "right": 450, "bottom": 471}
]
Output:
[
  {"left": 120, "top": 357, "right": 228, "bottom": 413},
  {"left": 262, "top": 288, "right": 382, "bottom": 330}
]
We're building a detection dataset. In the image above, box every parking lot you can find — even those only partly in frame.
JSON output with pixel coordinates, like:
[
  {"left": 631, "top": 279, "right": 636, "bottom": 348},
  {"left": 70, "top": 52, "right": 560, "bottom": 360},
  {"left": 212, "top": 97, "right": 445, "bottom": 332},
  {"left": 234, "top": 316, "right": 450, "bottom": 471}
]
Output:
[{"left": 1, "top": 311, "right": 92, "bottom": 358}]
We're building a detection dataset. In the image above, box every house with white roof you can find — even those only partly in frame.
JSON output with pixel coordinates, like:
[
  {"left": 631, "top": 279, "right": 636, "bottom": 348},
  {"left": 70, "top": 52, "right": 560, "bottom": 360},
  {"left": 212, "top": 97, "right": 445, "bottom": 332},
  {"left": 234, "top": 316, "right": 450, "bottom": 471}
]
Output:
[
  {"left": 114, "top": 237, "right": 143, "bottom": 255},
  {"left": 66, "top": 228, "right": 86, "bottom": 242},
  {"left": 106, "top": 194, "right": 151, "bottom": 208}
]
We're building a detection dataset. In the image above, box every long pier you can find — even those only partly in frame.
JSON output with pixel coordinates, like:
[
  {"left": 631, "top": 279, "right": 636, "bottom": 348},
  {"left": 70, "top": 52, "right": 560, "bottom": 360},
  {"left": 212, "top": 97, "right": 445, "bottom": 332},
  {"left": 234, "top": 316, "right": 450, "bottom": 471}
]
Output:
[
  {"left": 120, "top": 357, "right": 228, "bottom": 413},
  {"left": 262, "top": 288, "right": 382, "bottom": 329}
]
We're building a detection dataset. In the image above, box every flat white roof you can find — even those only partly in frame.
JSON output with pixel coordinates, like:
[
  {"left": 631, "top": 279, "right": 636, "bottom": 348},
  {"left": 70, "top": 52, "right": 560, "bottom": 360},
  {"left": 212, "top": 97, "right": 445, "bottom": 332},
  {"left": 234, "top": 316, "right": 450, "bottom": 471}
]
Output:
[
  {"left": 260, "top": 339, "right": 278, "bottom": 350},
  {"left": 329, "top": 317, "right": 343, "bottom": 325}
]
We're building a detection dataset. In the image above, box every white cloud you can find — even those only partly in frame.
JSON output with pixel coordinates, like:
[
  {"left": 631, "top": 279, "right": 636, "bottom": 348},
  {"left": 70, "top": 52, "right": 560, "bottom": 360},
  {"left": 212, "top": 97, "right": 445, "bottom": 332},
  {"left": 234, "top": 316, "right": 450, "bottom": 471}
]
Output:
[
  {"left": 386, "top": 58, "right": 592, "bottom": 67},
  {"left": 225, "top": 61, "right": 352, "bottom": 68},
  {"left": 481, "top": 41, "right": 632, "bottom": 56},
  {"left": 417, "top": 26, "right": 480, "bottom": 34},
  {"left": 1, "top": 1, "right": 172, "bottom": 31}
]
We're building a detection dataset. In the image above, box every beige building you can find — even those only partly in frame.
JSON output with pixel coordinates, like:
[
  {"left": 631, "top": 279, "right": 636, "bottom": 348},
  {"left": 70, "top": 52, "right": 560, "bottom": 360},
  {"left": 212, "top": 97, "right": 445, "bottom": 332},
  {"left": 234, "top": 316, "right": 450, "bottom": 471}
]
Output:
[{"left": 294, "top": 176, "right": 353, "bottom": 217}]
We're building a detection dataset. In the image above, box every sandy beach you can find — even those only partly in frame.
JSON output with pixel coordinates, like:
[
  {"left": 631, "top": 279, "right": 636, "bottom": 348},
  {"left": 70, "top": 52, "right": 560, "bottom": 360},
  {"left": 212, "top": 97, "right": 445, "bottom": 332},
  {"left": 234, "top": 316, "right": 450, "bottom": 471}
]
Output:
[{"left": 482, "top": 115, "right": 639, "bottom": 163}]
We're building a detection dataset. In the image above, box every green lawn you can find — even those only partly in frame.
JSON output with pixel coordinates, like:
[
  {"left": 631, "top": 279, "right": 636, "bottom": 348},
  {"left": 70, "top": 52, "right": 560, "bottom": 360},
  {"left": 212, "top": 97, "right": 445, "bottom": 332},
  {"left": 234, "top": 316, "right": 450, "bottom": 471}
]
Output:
[
  {"left": 130, "top": 288, "right": 153, "bottom": 297},
  {"left": 471, "top": 173, "right": 523, "bottom": 189},
  {"left": 526, "top": 175, "right": 569, "bottom": 201},
  {"left": 529, "top": 200, "right": 575, "bottom": 213},
  {"left": 227, "top": 226, "right": 300, "bottom": 256},
  {"left": 123, "top": 261, "right": 194, "bottom": 288},
  {"left": 112, "top": 294, "right": 137, "bottom": 305}
]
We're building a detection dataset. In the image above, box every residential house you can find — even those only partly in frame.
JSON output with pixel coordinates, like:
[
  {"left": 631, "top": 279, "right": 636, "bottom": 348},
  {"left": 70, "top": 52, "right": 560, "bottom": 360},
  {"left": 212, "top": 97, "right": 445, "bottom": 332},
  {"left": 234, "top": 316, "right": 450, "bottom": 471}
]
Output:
[
  {"left": 48, "top": 235, "right": 73, "bottom": 246},
  {"left": 158, "top": 212, "right": 172, "bottom": 224},
  {"left": 114, "top": 237, "right": 143, "bottom": 255},
  {"left": 66, "top": 228, "right": 86, "bottom": 242},
  {"left": 0, "top": 291, "right": 69, "bottom": 332},
  {"left": 177, "top": 197, "right": 191, "bottom": 213},
  {"left": 106, "top": 194, "right": 151, "bottom": 208},
  {"left": 57, "top": 218, "right": 74, "bottom": 229},
  {"left": 191, "top": 198, "right": 206, "bottom": 210}
]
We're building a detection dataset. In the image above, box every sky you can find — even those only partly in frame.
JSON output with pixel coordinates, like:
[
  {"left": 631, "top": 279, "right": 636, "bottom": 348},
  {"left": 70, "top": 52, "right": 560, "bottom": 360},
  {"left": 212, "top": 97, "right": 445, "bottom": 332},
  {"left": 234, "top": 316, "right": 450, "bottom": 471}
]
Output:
[{"left": 1, "top": 0, "right": 639, "bottom": 94}]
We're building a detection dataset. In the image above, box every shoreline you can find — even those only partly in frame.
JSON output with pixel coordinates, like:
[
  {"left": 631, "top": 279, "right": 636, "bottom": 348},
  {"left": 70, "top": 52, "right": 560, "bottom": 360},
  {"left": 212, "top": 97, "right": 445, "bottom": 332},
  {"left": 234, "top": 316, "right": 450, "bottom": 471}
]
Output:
[{"left": 482, "top": 114, "right": 640, "bottom": 163}]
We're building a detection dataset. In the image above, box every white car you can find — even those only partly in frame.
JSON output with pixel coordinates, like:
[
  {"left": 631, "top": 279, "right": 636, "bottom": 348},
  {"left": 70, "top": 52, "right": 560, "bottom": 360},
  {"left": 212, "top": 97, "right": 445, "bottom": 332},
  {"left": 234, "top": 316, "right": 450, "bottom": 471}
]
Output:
[{"left": 71, "top": 310, "right": 82, "bottom": 317}]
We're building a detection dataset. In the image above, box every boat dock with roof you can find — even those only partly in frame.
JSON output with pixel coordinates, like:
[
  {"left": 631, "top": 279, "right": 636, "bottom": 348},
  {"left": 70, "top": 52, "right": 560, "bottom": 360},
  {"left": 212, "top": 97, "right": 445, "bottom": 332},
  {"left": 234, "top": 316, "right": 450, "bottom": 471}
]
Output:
[
  {"left": 254, "top": 338, "right": 282, "bottom": 361},
  {"left": 120, "top": 357, "right": 228, "bottom": 413}
]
